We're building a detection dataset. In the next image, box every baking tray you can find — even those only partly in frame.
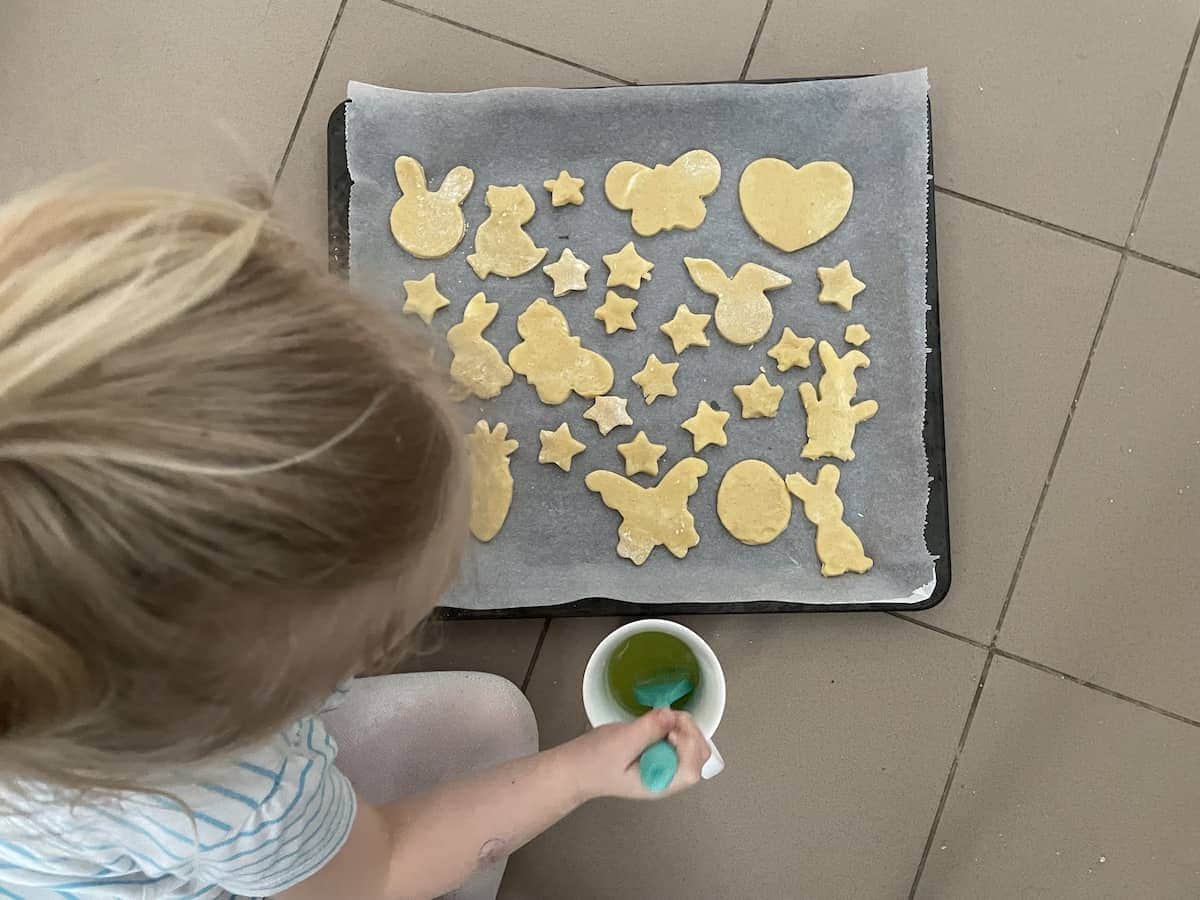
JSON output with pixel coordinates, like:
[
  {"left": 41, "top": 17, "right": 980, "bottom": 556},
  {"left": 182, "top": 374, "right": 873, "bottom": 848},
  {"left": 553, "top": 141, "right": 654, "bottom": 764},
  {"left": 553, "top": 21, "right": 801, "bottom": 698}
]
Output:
[{"left": 326, "top": 77, "right": 950, "bottom": 619}]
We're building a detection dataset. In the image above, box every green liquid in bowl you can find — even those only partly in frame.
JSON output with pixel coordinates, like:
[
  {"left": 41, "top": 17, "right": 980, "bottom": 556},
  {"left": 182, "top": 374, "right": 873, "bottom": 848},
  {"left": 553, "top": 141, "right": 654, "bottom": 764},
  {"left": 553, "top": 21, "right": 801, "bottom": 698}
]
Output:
[{"left": 606, "top": 631, "right": 702, "bottom": 716}]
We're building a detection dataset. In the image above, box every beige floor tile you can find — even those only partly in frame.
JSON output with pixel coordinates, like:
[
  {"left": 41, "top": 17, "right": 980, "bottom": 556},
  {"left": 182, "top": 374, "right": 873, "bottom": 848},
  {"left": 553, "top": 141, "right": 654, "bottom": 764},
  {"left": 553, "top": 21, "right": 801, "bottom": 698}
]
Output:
[
  {"left": 501, "top": 614, "right": 985, "bottom": 899},
  {"left": 910, "top": 196, "right": 1118, "bottom": 642},
  {"left": 0, "top": 0, "right": 340, "bottom": 200},
  {"left": 392, "top": 0, "right": 761, "bottom": 84},
  {"left": 917, "top": 656, "right": 1200, "bottom": 898},
  {"left": 274, "top": 0, "right": 615, "bottom": 252},
  {"left": 395, "top": 617, "right": 544, "bottom": 685},
  {"left": 998, "top": 258, "right": 1200, "bottom": 719},
  {"left": 748, "top": 1, "right": 1197, "bottom": 244},
  {"left": 1132, "top": 62, "right": 1200, "bottom": 271}
]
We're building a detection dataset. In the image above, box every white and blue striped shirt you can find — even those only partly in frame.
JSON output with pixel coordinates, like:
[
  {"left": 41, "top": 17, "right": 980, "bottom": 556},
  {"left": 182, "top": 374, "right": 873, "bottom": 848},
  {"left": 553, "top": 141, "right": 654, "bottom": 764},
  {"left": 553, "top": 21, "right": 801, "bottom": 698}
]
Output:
[{"left": 0, "top": 706, "right": 355, "bottom": 899}]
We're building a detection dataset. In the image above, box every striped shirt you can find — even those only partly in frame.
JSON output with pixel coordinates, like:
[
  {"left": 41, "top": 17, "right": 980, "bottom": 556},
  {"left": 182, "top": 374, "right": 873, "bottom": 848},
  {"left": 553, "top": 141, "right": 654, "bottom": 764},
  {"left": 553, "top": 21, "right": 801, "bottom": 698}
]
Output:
[{"left": 0, "top": 693, "right": 356, "bottom": 899}]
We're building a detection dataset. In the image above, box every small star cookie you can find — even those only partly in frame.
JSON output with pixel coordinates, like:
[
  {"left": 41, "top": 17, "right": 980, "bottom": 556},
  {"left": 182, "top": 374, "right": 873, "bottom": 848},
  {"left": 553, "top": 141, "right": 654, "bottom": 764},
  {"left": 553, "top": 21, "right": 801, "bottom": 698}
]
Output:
[
  {"left": 844, "top": 323, "right": 871, "bottom": 346},
  {"left": 543, "top": 170, "right": 585, "bottom": 207},
  {"left": 542, "top": 248, "right": 590, "bottom": 297},
  {"left": 660, "top": 304, "right": 711, "bottom": 354},
  {"left": 583, "top": 395, "right": 633, "bottom": 435},
  {"left": 401, "top": 273, "right": 450, "bottom": 325},
  {"left": 617, "top": 431, "right": 667, "bottom": 477},
  {"left": 594, "top": 291, "right": 638, "bottom": 334},
  {"left": 631, "top": 353, "right": 679, "bottom": 405},
  {"left": 538, "top": 422, "right": 586, "bottom": 472},
  {"left": 733, "top": 373, "right": 784, "bottom": 419},
  {"left": 681, "top": 401, "right": 730, "bottom": 452},
  {"left": 768, "top": 327, "right": 815, "bottom": 372},
  {"left": 603, "top": 241, "right": 654, "bottom": 290},
  {"left": 816, "top": 260, "right": 865, "bottom": 311}
]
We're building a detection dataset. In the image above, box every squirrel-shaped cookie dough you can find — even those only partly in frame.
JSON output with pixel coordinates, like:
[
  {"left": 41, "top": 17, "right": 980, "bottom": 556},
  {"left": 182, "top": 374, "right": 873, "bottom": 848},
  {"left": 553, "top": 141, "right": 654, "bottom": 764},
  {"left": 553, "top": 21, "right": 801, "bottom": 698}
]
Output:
[
  {"left": 799, "top": 341, "right": 878, "bottom": 461},
  {"left": 605, "top": 150, "right": 721, "bottom": 236},
  {"left": 389, "top": 156, "right": 474, "bottom": 259},
  {"left": 508, "top": 299, "right": 614, "bottom": 404},
  {"left": 785, "top": 465, "right": 873, "bottom": 576},
  {"left": 585, "top": 458, "right": 709, "bottom": 565},
  {"left": 467, "top": 185, "right": 547, "bottom": 279},
  {"left": 446, "top": 293, "right": 513, "bottom": 401}
]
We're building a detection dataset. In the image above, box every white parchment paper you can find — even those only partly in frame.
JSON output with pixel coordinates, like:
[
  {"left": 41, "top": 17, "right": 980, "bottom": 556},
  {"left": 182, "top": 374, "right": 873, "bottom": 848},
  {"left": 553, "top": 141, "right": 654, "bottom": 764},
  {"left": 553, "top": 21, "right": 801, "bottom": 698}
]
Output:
[{"left": 346, "top": 71, "right": 936, "bottom": 609}]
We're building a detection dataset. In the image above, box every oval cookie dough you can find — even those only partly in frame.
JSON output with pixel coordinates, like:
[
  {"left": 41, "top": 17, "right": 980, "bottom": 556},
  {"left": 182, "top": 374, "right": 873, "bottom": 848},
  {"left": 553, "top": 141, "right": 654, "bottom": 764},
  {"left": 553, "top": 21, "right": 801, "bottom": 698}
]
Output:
[{"left": 717, "top": 459, "right": 791, "bottom": 545}]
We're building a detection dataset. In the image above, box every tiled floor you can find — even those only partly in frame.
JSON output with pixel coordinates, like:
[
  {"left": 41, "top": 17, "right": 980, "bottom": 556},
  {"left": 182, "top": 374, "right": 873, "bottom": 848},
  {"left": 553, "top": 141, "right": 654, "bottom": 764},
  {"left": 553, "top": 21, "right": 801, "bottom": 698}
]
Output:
[{"left": 4, "top": 1, "right": 1198, "bottom": 897}]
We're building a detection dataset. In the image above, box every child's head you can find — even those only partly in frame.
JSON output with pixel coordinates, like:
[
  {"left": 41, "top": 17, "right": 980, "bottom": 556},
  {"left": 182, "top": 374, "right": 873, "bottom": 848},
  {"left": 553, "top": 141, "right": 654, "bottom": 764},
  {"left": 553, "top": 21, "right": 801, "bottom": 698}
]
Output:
[{"left": 0, "top": 179, "right": 467, "bottom": 787}]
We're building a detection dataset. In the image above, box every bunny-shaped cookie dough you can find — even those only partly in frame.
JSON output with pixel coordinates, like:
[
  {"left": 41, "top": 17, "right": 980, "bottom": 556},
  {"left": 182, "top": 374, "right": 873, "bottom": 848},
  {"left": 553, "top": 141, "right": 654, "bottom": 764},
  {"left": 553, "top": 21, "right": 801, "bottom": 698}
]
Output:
[
  {"left": 389, "top": 156, "right": 474, "bottom": 259},
  {"left": 467, "top": 185, "right": 547, "bottom": 279},
  {"left": 508, "top": 299, "right": 613, "bottom": 405},
  {"left": 447, "top": 292, "right": 513, "bottom": 401},
  {"left": 683, "top": 257, "right": 792, "bottom": 345},
  {"left": 605, "top": 150, "right": 722, "bottom": 236},
  {"left": 785, "top": 465, "right": 873, "bottom": 576},
  {"left": 799, "top": 341, "right": 878, "bottom": 461}
]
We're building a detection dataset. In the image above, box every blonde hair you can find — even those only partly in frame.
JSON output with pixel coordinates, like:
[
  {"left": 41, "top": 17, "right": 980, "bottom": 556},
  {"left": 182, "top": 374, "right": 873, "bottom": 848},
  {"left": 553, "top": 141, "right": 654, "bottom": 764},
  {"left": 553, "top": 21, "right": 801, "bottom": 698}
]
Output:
[{"left": 0, "top": 178, "right": 467, "bottom": 791}]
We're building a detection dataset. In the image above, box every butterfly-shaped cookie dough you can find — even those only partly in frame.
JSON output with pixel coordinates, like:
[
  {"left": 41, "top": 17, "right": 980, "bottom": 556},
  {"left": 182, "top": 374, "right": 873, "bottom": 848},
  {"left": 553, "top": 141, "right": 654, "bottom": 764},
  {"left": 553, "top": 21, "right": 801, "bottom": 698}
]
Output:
[
  {"left": 585, "top": 458, "right": 708, "bottom": 565},
  {"left": 604, "top": 150, "right": 722, "bottom": 237}
]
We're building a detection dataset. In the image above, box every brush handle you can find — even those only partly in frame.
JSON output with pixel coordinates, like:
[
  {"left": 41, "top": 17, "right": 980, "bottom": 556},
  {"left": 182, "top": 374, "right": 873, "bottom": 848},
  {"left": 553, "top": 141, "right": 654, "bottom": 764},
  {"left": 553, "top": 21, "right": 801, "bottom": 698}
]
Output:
[{"left": 638, "top": 739, "right": 679, "bottom": 793}]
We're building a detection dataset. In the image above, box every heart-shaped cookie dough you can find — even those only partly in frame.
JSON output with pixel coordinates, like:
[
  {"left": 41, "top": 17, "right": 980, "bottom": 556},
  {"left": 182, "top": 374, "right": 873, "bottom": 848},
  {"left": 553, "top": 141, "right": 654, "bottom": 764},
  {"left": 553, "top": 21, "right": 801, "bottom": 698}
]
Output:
[{"left": 738, "top": 159, "right": 853, "bottom": 252}]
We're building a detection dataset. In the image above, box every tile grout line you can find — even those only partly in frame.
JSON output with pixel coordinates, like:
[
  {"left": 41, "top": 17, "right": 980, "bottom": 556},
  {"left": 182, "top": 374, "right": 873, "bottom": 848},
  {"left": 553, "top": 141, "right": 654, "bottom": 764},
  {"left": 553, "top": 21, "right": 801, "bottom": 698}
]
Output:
[
  {"left": 739, "top": 0, "right": 775, "bottom": 81},
  {"left": 519, "top": 618, "right": 552, "bottom": 694},
  {"left": 889, "top": 612, "right": 988, "bottom": 650},
  {"left": 273, "top": 0, "right": 350, "bottom": 187},
  {"left": 932, "top": 186, "right": 1124, "bottom": 255},
  {"left": 378, "top": 0, "right": 635, "bottom": 85}
]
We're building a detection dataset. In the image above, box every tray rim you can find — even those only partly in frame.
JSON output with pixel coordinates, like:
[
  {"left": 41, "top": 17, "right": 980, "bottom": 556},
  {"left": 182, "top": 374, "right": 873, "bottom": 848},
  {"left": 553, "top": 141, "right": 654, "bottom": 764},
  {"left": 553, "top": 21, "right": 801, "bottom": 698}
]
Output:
[{"left": 325, "top": 74, "right": 951, "bottom": 618}]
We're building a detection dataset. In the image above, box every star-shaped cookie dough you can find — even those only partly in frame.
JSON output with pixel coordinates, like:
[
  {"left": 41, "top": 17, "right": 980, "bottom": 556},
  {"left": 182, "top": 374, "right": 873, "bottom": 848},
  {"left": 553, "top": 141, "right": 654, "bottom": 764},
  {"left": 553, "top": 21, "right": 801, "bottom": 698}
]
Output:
[
  {"left": 583, "top": 395, "right": 633, "bottom": 435},
  {"left": 681, "top": 400, "right": 730, "bottom": 452},
  {"left": 603, "top": 241, "right": 654, "bottom": 290},
  {"left": 844, "top": 323, "right": 871, "bottom": 346},
  {"left": 767, "top": 327, "right": 816, "bottom": 372},
  {"left": 401, "top": 273, "right": 450, "bottom": 325},
  {"left": 542, "top": 248, "right": 590, "bottom": 297},
  {"left": 660, "top": 304, "right": 711, "bottom": 354},
  {"left": 816, "top": 260, "right": 866, "bottom": 311},
  {"left": 538, "top": 422, "right": 586, "bottom": 472},
  {"left": 733, "top": 372, "right": 784, "bottom": 419},
  {"left": 543, "top": 170, "right": 585, "bottom": 207},
  {"left": 594, "top": 291, "right": 638, "bottom": 334},
  {"left": 631, "top": 353, "right": 679, "bottom": 405},
  {"left": 617, "top": 430, "right": 667, "bottom": 477}
]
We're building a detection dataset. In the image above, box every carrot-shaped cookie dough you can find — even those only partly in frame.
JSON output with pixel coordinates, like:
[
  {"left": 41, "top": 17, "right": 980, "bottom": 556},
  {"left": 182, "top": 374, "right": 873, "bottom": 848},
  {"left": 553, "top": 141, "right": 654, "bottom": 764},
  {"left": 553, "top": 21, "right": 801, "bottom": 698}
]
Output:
[
  {"left": 508, "top": 299, "right": 614, "bottom": 404},
  {"left": 389, "top": 156, "right": 474, "bottom": 259},
  {"left": 585, "top": 458, "right": 709, "bottom": 565},
  {"left": 785, "top": 465, "right": 873, "bottom": 576},
  {"left": 684, "top": 257, "right": 791, "bottom": 346},
  {"left": 605, "top": 150, "right": 721, "bottom": 236},
  {"left": 738, "top": 158, "right": 853, "bottom": 252},
  {"left": 799, "top": 341, "right": 878, "bottom": 462},
  {"left": 447, "top": 293, "right": 513, "bottom": 401},
  {"left": 467, "top": 185, "right": 547, "bottom": 279},
  {"left": 717, "top": 459, "right": 792, "bottom": 546},
  {"left": 467, "top": 421, "right": 517, "bottom": 542}
]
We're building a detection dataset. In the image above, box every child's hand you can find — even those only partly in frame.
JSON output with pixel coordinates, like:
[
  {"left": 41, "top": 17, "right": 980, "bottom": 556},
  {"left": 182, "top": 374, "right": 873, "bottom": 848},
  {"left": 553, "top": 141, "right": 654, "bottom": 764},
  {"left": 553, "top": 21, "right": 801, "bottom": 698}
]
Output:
[{"left": 562, "top": 707, "right": 711, "bottom": 801}]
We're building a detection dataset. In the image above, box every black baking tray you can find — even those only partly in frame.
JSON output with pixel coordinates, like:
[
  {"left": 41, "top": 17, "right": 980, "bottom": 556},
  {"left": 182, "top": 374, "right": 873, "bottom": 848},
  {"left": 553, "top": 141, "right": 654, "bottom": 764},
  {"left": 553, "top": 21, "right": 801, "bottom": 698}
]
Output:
[{"left": 326, "top": 77, "right": 950, "bottom": 618}]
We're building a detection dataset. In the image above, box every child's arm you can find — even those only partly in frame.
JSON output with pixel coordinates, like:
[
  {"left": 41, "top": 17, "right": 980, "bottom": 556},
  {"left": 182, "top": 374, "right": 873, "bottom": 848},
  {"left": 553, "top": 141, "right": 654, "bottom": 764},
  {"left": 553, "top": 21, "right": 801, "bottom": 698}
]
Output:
[{"left": 278, "top": 708, "right": 708, "bottom": 900}]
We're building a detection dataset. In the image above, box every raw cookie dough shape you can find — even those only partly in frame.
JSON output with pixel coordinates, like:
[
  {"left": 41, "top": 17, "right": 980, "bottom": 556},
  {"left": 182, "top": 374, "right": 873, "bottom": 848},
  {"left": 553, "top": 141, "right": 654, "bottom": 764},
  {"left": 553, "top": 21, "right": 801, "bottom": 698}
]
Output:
[
  {"left": 447, "top": 293, "right": 514, "bottom": 401},
  {"left": 738, "top": 158, "right": 853, "bottom": 253},
  {"left": 681, "top": 401, "right": 730, "bottom": 452},
  {"left": 508, "top": 299, "right": 614, "bottom": 404},
  {"left": 467, "top": 421, "right": 517, "bottom": 543},
  {"left": 684, "top": 257, "right": 791, "bottom": 346},
  {"left": 594, "top": 291, "right": 639, "bottom": 334},
  {"left": 467, "top": 185, "right": 548, "bottom": 279},
  {"left": 732, "top": 373, "right": 784, "bottom": 419},
  {"left": 785, "top": 465, "right": 873, "bottom": 576},
  {"left": 660, "top": 304, "right": 712, "bottom": 354},
  {"left": 844, "top": 323, "right": 870, "bottom": 346},
  {"left": 543, "top": 170, "right": 585, "bottom": 207},
  {"left": 817, "top": 260, "right": 865, "bottom": 311},
  {"left": 401, "top": 273, "right": 450, "bottom": 325},
  {"left": 542, "top": 248, "right": 590, "bottom": 297},
  {"left": 768, "top": 328, "right": 816, "bottom": 372},
  {"left": 617, "top": 431, "right": 667, "bottom": 477},
  {"left": 585, "top": 458, "right": 709, "bottom": 565},
  {"left": 717, "top": 459, "right": 792, "bottom": 545},
  {"left": 538, "top": 423, "right": 586, "bottom": 472},
  {"left": 603, "top": 242, "right": 654, "bottom": 289},
  {"left": 389, "top": 156, "right": 474, "bottom": 259},
  {"left": 583, "top": 395, "right": 633, "bottom": 436},
  {"left": 605, "top": 150, "right": 722, "bottom": 237},
  {"left": 799, "top": 341, "right": 879, "bottom": 462},
  {"left": 631, "top": 353, "right": 679, "bottom": 405}
]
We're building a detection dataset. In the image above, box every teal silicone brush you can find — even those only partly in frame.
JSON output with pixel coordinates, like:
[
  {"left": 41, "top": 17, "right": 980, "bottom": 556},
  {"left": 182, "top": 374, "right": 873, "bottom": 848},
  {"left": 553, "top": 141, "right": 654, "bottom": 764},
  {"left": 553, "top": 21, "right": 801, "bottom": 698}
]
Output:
[{"left": 633, "top": 672, "right": 694, "bottom": 793}]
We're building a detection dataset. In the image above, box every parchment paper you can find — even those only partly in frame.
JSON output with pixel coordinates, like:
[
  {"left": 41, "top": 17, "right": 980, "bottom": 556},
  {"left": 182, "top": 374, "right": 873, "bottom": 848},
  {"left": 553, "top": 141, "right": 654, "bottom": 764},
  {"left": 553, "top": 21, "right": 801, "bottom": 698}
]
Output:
[{"left": 346, "top": 71, "right": 936, "bottom": 609}]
